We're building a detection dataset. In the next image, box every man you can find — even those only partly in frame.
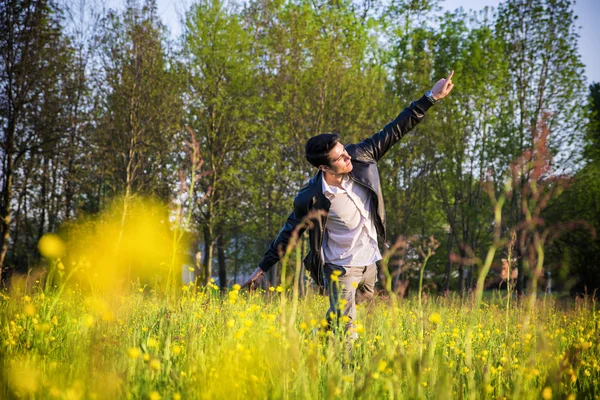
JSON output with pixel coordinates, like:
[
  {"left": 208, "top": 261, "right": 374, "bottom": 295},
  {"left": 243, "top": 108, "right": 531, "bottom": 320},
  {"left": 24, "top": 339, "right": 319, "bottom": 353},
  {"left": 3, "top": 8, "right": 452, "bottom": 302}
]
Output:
[{"left": 242, "top": 71, "right": 455, "bottom": 339}]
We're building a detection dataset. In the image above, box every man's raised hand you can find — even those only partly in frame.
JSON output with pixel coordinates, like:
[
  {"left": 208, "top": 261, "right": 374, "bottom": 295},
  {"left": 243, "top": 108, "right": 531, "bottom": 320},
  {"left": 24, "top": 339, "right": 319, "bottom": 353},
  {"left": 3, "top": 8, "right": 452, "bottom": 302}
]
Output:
[
  {"left": 240, "top": 267, "right": 265, "bottom": 290},
  {"left": 431, "top": 70, "right": 455, "bottom": 100}
]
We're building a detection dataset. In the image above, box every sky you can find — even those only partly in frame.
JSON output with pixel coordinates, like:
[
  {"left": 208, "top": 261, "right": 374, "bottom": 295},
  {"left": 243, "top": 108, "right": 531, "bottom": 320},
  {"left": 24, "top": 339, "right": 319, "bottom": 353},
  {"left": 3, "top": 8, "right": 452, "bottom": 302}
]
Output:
[{"left": 149, "top": 0, "right": 600, "bottom": 85}]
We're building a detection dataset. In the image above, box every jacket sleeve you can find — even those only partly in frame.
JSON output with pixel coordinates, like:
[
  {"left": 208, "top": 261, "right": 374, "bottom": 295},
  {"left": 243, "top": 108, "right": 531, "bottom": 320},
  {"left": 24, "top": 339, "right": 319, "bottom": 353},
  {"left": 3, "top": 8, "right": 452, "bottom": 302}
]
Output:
[
  {"left": 258, "top": 196, "right": 309, "bottom": 272},
  {"left": 352, "top": 94, "right": 435, "bottom": 163}
]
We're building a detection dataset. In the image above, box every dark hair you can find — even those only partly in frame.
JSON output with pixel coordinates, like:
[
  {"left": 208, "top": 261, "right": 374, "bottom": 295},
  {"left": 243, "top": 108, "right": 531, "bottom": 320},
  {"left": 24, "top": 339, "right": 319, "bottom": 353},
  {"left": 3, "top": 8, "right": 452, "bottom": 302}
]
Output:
[{"left": 305, "top": 133, "right": 340, "bottom": 168}]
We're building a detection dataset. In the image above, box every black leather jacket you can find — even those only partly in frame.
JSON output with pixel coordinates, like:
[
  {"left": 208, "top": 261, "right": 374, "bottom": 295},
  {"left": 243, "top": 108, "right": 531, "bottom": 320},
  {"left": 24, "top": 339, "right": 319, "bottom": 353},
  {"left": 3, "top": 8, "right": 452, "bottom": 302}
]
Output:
[{"left": 258, "top": 94, "right": 435, "bottom": 288}]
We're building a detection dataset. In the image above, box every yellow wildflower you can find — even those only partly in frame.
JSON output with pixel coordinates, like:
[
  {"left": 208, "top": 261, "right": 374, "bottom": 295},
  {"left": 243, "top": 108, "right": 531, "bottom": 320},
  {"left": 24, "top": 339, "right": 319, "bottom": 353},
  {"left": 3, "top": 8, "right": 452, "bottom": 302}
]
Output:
[
  {"left": 429, "top": 312, "right": 441, "bottom": 324},
  {"left": 127, "top": 347, "right": 141, "bottom": 359},
  {"left": 24, "top": 304, "right": 35, "bottom": 317},
  {"left": 148, "top": 391, "right": 161, "bottom": 400},
  {"left": 172, "top": 345, "right": 182, "bottom": 355},
  {"left": 542, "top": 387, "right": 552, "bottom": 400},
  {"left": 38, "top": 233, "right": 65, "bottom": 259},
  {"left": 149, "top": 359, "right": 160, "bottom": 371}
]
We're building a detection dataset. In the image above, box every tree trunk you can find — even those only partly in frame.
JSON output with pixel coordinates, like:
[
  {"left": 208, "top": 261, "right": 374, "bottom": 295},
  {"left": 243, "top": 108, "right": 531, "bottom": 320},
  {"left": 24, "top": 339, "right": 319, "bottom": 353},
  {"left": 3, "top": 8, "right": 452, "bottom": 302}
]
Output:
[
  {"left": 203, "top": 225, "right": 214, "bottom": 285},
  {"left": 37, "top": 156, "right": 48, "bottom": 243},
  {"left": 458, "top": 246, "right": 466, "bottom": 294},
  {"left": 443, "top": 231, "right": 454, "bottom": 293},
  {"left": 0, "top": 149, "right": 13, "bottom": 277},
  {"left": 233, "top": 232, "right": 239, "bottom": 284},
  {"left": 217, "top": 228, "right": 227, "bottom": 289}
]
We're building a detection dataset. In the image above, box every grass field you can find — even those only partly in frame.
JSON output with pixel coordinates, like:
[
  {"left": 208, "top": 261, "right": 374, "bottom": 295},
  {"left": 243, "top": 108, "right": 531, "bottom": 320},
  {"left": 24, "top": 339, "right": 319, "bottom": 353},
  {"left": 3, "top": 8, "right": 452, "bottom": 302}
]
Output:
[{"left": 1, "top": 281, "right": 598, "bottom": 399}]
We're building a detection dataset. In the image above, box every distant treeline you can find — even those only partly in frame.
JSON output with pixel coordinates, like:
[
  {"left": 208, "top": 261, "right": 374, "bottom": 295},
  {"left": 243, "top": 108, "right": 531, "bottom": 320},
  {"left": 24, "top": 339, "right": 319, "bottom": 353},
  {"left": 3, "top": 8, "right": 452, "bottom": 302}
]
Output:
[{"left": 1, "top": 0, "right": 599, "bottom": 294}]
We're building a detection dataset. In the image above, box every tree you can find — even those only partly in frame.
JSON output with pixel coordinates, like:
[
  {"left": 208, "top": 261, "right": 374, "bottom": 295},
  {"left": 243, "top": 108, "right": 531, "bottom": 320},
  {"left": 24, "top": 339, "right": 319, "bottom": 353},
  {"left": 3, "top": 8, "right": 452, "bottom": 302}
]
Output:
[
  {"left": 182, "top": 0, "right": 262, "bottom": 286},
  {"left": 0, "top": 0, "right": 71, "bottom": 275},
  {"left": 544, "top": 83, "right": 600, "bottom": 294},
  {"left": 94, "top": 0, "right": 182, "bottom": 242},
  {"left": 496, "top": 0, "right": 586, "bottom": 292}
]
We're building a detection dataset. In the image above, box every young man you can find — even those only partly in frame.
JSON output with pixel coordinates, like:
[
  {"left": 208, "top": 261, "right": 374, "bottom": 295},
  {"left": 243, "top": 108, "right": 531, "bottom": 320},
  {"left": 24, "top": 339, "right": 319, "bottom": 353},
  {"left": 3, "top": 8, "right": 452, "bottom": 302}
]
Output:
[{"left": 242, "top": 71, "right": 455, "bottom": 339}]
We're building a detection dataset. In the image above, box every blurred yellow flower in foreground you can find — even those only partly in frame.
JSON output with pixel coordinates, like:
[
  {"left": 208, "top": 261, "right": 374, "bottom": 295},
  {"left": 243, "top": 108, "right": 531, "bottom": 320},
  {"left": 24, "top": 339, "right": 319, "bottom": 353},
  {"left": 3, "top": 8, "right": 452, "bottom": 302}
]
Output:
[
  {"left": 149, "top": 359, "right": 161, "bottom": 371},
  {"left": 542, "top": 387, "right": 552, "bottom": 399},
  {"left": 148, "top": 391, "right": 161, "bottom": 400},
  {"left": 24, "top": 304, "right": 36, "bottom": 317},
  {"left": 38, "top": 233, "right": 65, "bottom": 259},
  {"left": 8, "top": 359, "right": 40, "bottom": 396},
  {"left": 83, "top": 315, "right": 94, "bottom": 327},
  {"left": 127, "top": 347, "right": 141, "bottom": 359},
  {"left": 429, "top": 312, "right": 441, "bottom": 324}
]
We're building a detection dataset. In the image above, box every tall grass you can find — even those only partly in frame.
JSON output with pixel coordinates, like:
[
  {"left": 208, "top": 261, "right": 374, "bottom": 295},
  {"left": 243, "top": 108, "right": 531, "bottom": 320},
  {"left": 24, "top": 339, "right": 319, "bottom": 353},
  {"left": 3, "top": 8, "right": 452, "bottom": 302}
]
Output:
[{"left": 1, "top": 279, "right": 598, "bottom": 399}]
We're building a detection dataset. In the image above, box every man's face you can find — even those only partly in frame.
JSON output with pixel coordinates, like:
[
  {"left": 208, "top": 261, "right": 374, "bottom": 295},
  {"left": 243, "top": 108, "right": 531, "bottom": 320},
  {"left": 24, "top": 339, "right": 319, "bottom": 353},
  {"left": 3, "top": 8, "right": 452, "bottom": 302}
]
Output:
[{"left": 321, "top": 142, "right": 353, "bottom": 175}]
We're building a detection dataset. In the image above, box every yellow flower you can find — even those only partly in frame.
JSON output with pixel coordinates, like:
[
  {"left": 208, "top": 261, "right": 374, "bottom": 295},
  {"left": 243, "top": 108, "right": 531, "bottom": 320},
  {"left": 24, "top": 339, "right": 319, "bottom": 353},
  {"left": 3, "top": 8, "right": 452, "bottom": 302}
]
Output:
[
  {"left": 49, "top": 386, "right": 61, "bottom": 398},
  {"left": 582, "top": 341, "right": 592, "bottom": 350},
  {"left": 233, "top": 284, "right": 241, "bottom": 291},
  {"left": 173, "top": 393, "right": 181, "bottom": 400},
  {"left": 148, "top": 391, "right": 161, "bottom": 400},
  {"left": 330, "top": 274, "right": 339, "bottom": 282},
  {"left": 127, "top": 347, "right": 141, "bottom": 359},
  {"left": 38, "top": 234, "right": 65, "bottom": 259},
  {"left": 83, "top": 315, "right": 94, "bottom": 327},
  {"left": 172, "top": 345, "right": 182, "bottom": 355},
  {"left": 429, "top": 312, "right": 441, "bottom": 324},
  {"left": 24, "top": 304, "right": 36, "bottom": 317},
  {"left": 355, "top": 323, "right": 365, "bottom": 334},
  {"left": 371, "top": 372, "right": 379, "bottom": 379},
  {"left": 276, "top": 285, "right": 284, "bottom": 293},
  {"left": 8, "top": 359, "right": 40, "bottom": 395},
  {"left": 269, "top": 286, "right": 275, "bottom": 292},
  {"left": 226, "top": 319, "right": 235, "bottom": 328},
  {"left": 542, "top": 387, "right": 552, "bottom": 400},
  {"left": 149, "top": 359, "right": 160, "bottom": 371},
  {"left": 147, "top": 338, "right": 158, "bottom": 348}
]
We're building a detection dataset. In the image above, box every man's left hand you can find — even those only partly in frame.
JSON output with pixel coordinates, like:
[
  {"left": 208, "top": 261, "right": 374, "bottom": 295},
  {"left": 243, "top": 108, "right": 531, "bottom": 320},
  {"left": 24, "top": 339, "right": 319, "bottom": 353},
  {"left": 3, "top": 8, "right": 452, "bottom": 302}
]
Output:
[{"left": 431, "top": 70, "right": 455, "bottom": 100}]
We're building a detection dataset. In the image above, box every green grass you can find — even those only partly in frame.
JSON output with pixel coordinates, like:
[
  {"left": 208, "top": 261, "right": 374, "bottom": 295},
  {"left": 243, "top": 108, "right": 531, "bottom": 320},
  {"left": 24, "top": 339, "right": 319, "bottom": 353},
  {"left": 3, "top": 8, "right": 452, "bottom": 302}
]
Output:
[{"left": 1, "top": 283, "right": 598, "bottom": 399}]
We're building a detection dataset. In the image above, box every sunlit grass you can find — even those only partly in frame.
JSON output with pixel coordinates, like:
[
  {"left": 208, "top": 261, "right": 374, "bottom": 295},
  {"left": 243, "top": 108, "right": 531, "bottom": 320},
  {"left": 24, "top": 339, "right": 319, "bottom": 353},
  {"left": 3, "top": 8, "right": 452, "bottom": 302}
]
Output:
[
  {"left": 2, "top": 190, "right": 598, "bottom": 399},
  {"left": 1, "top": 283, "right": 598, "bottom": 399}
]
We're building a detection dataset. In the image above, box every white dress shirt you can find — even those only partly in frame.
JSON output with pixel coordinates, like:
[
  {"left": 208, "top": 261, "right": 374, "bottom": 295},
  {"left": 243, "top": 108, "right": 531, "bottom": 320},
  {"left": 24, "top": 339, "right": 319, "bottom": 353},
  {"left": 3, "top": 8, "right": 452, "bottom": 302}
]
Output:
[{"left": 322, "top": 174, "right": 382, "bottom": 266}]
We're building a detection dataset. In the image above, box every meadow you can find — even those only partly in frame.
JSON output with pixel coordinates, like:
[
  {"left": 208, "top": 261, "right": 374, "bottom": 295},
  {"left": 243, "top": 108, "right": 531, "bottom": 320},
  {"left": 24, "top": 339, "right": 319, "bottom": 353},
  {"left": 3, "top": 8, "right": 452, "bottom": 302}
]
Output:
[{"left": 1, "top": 277, "right": 598, "bottom": 399}]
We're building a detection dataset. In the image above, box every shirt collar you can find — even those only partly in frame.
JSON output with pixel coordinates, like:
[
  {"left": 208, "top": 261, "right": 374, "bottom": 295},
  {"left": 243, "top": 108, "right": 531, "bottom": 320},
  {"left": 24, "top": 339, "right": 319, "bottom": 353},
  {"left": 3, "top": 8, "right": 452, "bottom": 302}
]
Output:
[{"left": 322, "top": 173, "right": 350, "bottom": 197}]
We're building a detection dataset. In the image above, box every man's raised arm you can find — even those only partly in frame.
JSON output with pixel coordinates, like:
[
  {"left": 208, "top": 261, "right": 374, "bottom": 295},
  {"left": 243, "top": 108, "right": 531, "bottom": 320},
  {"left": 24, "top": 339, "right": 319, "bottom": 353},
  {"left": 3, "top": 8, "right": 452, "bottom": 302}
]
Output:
[{"left": 351, "top": 70, "right": 455, "bottom": 163}]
